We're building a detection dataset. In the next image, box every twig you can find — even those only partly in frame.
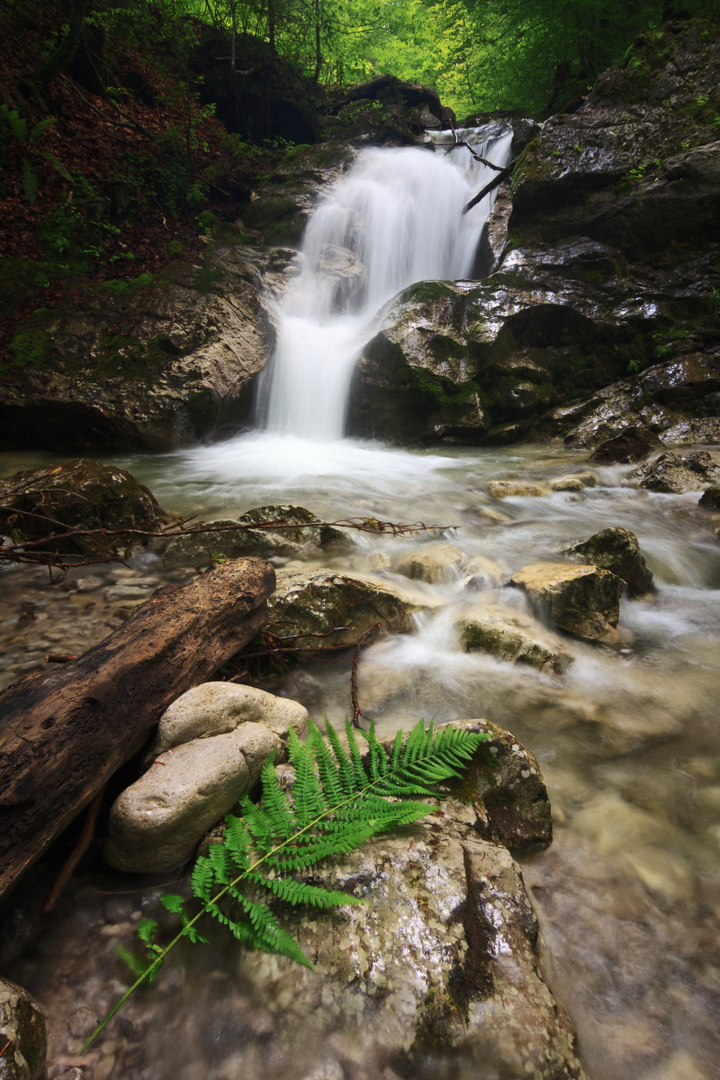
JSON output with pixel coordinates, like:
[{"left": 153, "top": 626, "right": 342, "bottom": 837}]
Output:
[
  {"left": 351, "top": 621, "right": 382, "bottom": 728},
  {"left": 43, "top": 785, "right": 106, "bottom": 912},
  {"left": 45, "top": 652, "right": 79, "bottom": 664},
  {"left": 462, "top": 166, "right": 511, "bottom": 215},
  {"left": 0, "top": 1040, "right": 10, "bottom": 1059}
]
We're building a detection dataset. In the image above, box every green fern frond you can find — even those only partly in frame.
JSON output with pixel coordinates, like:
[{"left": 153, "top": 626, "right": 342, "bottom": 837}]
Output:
[{"left": 83, "top": 719, "right": 487, "bottom": 1053}]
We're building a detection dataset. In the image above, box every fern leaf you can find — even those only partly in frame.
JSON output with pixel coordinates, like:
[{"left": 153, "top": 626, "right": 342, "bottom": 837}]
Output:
[{"left": 21, "top": 157, "right": 38, "bottom": 204}]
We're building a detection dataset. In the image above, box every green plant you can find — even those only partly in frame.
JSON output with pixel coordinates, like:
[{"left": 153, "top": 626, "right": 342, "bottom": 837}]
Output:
[
  {"left": 82, "top": 718, "right": 487, "bottom": 1052},
  {"left": 0, "top": 105, "right": 71, "bottom": 203}
]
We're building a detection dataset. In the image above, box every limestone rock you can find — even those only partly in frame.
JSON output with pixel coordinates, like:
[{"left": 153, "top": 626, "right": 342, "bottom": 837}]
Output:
[
  {"left": 631, "top": 451, "right": 720, "bottom": 494},
  {"left": 153, "top": 682, "right": 308, "bottom": 754},
  {"left": 560, "top": 527, "right": 655, "bottom": 597},
  {"left": 488, "top": 479, "right": 551, "bottom": 498},
  {"left": 457, "top": 607, "right": 574, "bottom": 674},
  {"left": 0, "top": 244, "right": 273, "bottom": 452},
  {"left": 395, "top": 541, "right": 463, "bottom": 583},
  {"left": 104, "top": 730, "right": 260, "bottom": 873},
  {"left": 0, "top": 978, "right": 46, "bottom": 1080},
  {"left": 0, "top": 459, "right": 165, "bottom": 554},
  {"left": 509, "top": 561, "right": 624, "bottom": 643},
  {"left": 550, "top": 475, "right": 586, "bottom": 492},
  {"left": 266, "top": 569, "right": 439, "bottom": 649},
  {"left": 462, "top": 553, "right": 503, "bottom": 589},
  {"left": 238, "top": 797, "right": 580, "bottom": 1078}
]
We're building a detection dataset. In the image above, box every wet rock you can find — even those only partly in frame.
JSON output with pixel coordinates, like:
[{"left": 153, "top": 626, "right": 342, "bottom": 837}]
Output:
[
  {"left": 457, "top": 606, "right": 574, "bottom": 674},
  {"left": 560, "top": 527, "right": 655, "bottom": 598},
  {"left": 0, "top": 977, "right": 46, "bottom": 1080},
  {"left": 395, "top": 542, "right": 463, "bottom": 583},
  {"left": 265, "top": 569, "right": 439, "bottom": 650},
  {"left": 699, "top": 486, "right": 720, "bottom": 511},
  {"left": 152, "top": 682, "right": 308, "bottom": 755},
  {"left": 0, "top": 459, "right": 165, "bottom": 554},
  {"left": 488, "top": 479, "right": 550, "bottom": 498},
  {"left": 162, "top": 504, "right": 351, "bottom": 569},
  {"left": 509, "top": 561, "right": 624, "bottom": 643},
  {"left": 161, "top": 518, "right": 304, "bottom": 569},
  {"left": 462, "top": 553, "right": 503, "bottom": 589},
  {"left": 550, "top": 475, "right": 586, "bottom": 491},
  {"left": 631, "top": 451, "right": 720, "bottom": 494},
  {"left": 590, "top": 425, "right": 661, "bottom": 463},
  {"left": 240, "top": 776, "right": 578, "bottom": 1078}
]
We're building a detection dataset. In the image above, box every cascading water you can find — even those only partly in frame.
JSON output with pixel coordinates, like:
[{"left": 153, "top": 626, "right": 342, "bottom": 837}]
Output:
[{"left": 258, "top": 126, "right": 514, "bottom": 442}]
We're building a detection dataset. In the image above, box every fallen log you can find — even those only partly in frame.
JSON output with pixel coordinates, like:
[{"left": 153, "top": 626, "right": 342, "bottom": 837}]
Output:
[{"left": 0, "top": 557, "right": 275, "bottom": 902}]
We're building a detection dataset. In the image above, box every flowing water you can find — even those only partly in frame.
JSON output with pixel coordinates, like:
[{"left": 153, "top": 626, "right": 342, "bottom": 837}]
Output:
[{"left": 1, "top": 132, "right": 720, "bottom": 1080}]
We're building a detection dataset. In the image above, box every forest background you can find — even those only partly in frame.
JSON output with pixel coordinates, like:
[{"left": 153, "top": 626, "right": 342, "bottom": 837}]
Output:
[{"left": 1, "top": 0, "right": 719, "bottom": 372}]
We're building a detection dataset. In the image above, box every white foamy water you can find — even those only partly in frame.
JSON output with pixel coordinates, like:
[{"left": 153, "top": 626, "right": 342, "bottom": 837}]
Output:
[{"left": 260, "top": 130, "right": 514, "bottom": 440}]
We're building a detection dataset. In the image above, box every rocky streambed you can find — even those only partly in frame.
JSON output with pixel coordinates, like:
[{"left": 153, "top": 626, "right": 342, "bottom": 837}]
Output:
[{"left": 1, "top": 435, "right": 720, "bottom": 1080}]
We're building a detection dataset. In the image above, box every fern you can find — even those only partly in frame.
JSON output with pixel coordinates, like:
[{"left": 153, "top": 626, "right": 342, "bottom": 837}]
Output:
[{"left": 82, "top": 718, "right": 487, "bottom": 1053}]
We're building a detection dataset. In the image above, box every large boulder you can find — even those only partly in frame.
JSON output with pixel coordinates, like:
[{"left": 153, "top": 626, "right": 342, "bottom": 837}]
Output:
[
  {"left": 0, "top": 978, "right": 46, "bottom": 1080},
  {"left": 560, "top": 527, "right": 655, "bottom": 597},
  {"left": 630, "top": 450, "right": 720, "bottom": 493},
  {"left": 234, "top": 795, "right": 580, "bottom": 1078},
  {"left": 509, "top": 561, "right": 625, "bottom": 643},
  {"left": 0, "top": 244, "right": 273, "bottom": 452},
  {"left": 0, "top": 458, "right": 165, "bottom": 553}
]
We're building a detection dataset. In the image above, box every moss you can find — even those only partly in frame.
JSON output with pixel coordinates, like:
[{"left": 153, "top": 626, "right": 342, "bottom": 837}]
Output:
[
  {"left": 413, "top": 368, "right": 482, "bottom": 415},
  {"left": 91, "top": 331, "right": 176, "bottom": 379},
  {"left": 94, "top": 272, "right": 155, "bottom": 301},
  {"left": 192, "top": 265, "right": 224, "bottom": 294}
]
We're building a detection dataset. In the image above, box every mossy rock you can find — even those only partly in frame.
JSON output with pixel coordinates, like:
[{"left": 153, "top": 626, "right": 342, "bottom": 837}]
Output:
[{"left": 0, "top": 458, "right": 166, "bottom": 554}]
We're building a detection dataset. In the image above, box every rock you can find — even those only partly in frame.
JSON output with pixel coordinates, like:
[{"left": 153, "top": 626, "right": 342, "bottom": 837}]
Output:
[
  {"left": 0, "top": 244, "right": 273, "bottom": 452},
  {"left": 589, "top": 425, "right": 661, "bottom": 463},
  {"left": 631, "top": 451, "right": 720, "bottom": 494},
  {"left": 0, "top": 459, "right": 165, "bottom": 554},
  {"left": 265, "top": 569, "right": 439, "bottom": 650},
  {"left": 550, "top": 475, "right": 586, "bottom": 491},
  {"left": 560, "top": 527, "right": 655, "bottom": 598},
  {"left": 457, "top": 607, "right": 574, "bottom": 673},
  {"left": 462, "top": 553, "right": 503, "bottom": 588},
  {"left": 509, "top": 561, "right": 625, "bottom": 643},
  {"left": 239, "top": 754, "right": 579, "bottom": 1078},
  {"left": 699, "top": 486, "right": 720, "bottom": 511},
  {"left": 161, "top": 518, "right": 304, "bottom": 569},
  {"left": 395, "top": 542, "right": 463, "bottom": 583},
  {"left": 0, "top": 977, "right": 46, "bottom": 1080},
  {"left": 162, "top": 504, "right": 351, "bottom": 569},
  {"left": 104, "top": 725, "right": 279, "bottom": 873},
  {"left": 488, "top": 479, "right": 550, "bottom": 498},
  {"left": 152, "top": 682, "right": 308, "bottom": 755}
]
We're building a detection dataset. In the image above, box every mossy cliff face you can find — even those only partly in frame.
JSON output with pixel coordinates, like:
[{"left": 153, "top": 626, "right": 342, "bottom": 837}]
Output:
[
  {"left": 352, "top": 22, "right": 720, "bottom": 446},
  {"left": 0, "top": 241, "right": 275, "bottom": 452}
]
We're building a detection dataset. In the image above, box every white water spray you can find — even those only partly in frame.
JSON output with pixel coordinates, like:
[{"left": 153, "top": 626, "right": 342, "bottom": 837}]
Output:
[{"left": 259, "top": 126, "right": 514, "bottom": 441}]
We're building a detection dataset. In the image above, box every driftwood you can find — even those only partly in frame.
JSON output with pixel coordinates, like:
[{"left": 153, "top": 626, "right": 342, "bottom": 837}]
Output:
[{"left": 0, "top": 557, "right": 275, "bottom": 902}]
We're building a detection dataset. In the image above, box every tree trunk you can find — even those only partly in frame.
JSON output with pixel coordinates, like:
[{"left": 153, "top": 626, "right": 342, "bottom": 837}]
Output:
[
  {"left": 32, "top": 0, "right": 90, "bottom": 90},
  {"left": 0, "top": 557, "right": 274, "bottom": 902}
]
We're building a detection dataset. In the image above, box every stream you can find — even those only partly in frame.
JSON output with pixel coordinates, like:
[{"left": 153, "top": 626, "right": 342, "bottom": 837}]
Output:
[{"left": 2, "top": 128, "right": 720, "bottom": 1080}]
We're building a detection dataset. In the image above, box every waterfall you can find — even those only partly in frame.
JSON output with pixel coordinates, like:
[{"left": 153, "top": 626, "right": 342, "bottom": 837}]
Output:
[{"left": 258, "top": 125, "right": 514, "bottom": 442}]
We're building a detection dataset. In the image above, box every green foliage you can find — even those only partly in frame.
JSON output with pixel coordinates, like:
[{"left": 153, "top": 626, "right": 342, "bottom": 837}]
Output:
[
  {"left": 83, "top": 719, "right": 487, "bottom": 1052},
  {"left": 0, "top": 105, "right": 71, "bottom": 203}
]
